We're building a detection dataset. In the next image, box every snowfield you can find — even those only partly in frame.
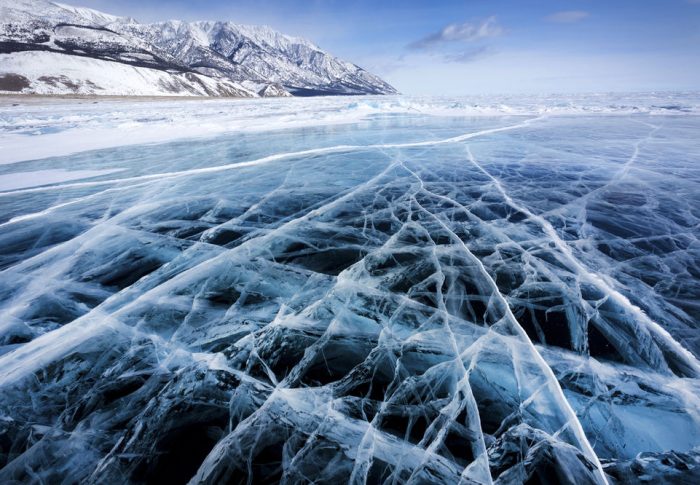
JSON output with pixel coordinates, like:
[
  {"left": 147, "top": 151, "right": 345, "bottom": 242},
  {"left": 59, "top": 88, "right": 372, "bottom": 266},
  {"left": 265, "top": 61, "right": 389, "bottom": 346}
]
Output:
[
  {"left": 0, "top": 93, "right": 699, "bottom": 484},
  {"left": 0, "top": 51, "right": 257, "bottom": 98}
]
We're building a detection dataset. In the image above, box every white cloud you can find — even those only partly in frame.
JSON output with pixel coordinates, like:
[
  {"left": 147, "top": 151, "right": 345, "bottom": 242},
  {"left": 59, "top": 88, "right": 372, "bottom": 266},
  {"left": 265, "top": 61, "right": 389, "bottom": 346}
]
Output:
[
  {"left": 545, "top": 11, "right": 590, "bottom": 23},
  {"left": 408, "top": 17, "right": 503, "bottom": 50}
]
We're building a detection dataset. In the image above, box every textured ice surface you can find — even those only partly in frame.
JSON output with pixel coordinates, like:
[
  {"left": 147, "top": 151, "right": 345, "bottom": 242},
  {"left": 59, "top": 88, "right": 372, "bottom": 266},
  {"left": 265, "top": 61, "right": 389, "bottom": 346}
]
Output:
[{"left": 0, "top": 94, "right": 699, "bottom": 484}]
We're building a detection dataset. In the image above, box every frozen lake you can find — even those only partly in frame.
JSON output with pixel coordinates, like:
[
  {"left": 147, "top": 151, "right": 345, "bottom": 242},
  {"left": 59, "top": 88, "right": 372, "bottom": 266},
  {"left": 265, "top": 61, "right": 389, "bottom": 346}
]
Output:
[{"left": 0, "top": 94, "right": 699, "bottom": 483}]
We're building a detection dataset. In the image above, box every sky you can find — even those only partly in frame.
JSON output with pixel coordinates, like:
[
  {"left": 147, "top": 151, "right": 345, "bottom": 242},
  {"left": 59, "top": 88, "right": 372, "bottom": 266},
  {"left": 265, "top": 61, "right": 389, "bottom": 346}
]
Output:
[{"left": 81, "top": 0, "right": 700, "bottom": 95}]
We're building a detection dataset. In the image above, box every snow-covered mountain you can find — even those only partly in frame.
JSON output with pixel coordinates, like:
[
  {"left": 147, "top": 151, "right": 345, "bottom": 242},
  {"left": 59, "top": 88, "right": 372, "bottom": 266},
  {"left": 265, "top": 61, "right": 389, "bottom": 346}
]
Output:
[{"left": 0, "top": 0, "right": 397, "bottom": 97}]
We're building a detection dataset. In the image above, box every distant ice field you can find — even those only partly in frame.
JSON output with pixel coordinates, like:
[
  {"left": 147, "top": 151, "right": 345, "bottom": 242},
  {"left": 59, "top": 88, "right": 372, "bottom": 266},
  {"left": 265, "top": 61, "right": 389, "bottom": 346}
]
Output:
[
  {"left": 0, "top": 93, "right": 699, "bottom": 484},
  {"left": 1, "top": 91, "right": 698, "bottom": 164}
]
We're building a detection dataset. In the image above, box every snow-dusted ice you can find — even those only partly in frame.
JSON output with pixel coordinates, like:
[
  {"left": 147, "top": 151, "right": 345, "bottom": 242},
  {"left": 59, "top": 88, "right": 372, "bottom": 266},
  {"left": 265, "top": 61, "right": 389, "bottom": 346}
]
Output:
[{"left": 0, "top": 93, "right": 699, "bottom": 484}]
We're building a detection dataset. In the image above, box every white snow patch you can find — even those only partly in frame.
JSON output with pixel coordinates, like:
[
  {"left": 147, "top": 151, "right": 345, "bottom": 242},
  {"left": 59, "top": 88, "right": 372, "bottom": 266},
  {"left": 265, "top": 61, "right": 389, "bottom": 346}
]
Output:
[{"left": 0, "top": 51, "right": 256, "bottom": 98}]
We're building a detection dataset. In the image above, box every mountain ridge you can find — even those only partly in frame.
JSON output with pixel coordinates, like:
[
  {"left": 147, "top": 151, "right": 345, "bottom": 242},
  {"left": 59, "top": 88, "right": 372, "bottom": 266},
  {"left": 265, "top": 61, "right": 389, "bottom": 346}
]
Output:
[{"left": 0, "top": 0, "right": 397, "bottom": 97}]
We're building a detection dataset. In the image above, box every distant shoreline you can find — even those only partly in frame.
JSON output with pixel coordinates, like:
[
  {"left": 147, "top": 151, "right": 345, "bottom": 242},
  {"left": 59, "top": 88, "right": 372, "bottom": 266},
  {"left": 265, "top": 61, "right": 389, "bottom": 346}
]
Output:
[
  {"left": 0, "top": 94, "right": 264, "bottom": 106},
  {"left": 0, "top": 93, "right": 388, "bottom": 106}
]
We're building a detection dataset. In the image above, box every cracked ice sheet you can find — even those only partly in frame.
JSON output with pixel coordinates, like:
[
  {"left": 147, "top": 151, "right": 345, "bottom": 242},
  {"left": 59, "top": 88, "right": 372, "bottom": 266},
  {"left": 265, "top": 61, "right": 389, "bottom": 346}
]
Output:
[{"left": 0, "top": 95, "right": 699, "bottom": 484}]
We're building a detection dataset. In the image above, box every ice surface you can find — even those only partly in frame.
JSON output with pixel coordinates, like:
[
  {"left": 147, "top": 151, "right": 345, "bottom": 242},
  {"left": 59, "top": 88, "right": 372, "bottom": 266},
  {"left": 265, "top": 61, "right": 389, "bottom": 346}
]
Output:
[
  {"left": 0, "top": 168, "right": 124, "bottom": 190},
  {"left": 0, "top": 94, "right": 699, "bottom": 484},
  {"left": 2, "top": 92, "right": 698, "bottom": 164}
]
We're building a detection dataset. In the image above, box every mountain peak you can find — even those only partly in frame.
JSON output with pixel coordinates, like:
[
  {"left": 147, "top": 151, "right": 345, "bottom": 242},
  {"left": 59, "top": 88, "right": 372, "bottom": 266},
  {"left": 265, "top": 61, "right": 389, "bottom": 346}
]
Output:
[
  {"left": 51, "top": 2, "right": 135, "bottom": 26},
  {"left": 0, "top": 0, "right": 397, "bottom": 97}
]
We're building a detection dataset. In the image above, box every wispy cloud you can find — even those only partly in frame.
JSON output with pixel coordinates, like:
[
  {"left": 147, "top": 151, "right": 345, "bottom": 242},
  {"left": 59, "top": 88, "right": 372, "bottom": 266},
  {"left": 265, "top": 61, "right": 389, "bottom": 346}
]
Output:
[
  {"left": 442, "top": 46, "right": 494, "bottom": 64},
  {"left": 408, "top": 17, "right": 503, "bottom": 50},
  {"left": 545, "top": 10, "right": 590, "bottom": 23}
]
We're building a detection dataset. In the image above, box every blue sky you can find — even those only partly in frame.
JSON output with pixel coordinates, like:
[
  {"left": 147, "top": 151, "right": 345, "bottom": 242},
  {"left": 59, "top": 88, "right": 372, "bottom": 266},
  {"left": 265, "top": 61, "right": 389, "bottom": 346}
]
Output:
[{"left": 84, "top": 0, "right": 700, "bottom": 94}]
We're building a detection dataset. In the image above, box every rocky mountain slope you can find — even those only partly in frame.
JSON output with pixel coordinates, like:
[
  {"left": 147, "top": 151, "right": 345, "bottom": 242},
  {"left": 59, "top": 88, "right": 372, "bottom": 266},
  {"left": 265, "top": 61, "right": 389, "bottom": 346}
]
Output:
[{"left": 0, "top": 0, "right": 397, "bottom": 97}]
